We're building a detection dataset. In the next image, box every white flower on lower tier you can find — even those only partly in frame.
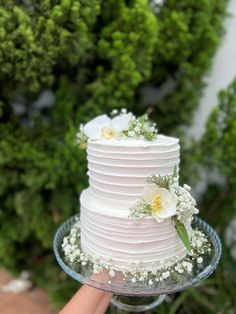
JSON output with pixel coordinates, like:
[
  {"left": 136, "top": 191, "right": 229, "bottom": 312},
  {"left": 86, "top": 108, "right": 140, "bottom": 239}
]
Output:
[
  {"left": 144, "top": 185, "right": 178, "bottom": 222},
  {"left": 83, "top": 113, "right": 132, "bottom": 139}
]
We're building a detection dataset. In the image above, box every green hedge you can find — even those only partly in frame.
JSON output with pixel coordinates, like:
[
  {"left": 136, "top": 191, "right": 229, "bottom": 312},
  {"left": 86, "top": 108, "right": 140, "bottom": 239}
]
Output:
[
  {"left": 202, "top": 79, "right": 236, "bottom": 184},
  {"left": 0, "top": 0, "right": 232, "bottom": 312}
]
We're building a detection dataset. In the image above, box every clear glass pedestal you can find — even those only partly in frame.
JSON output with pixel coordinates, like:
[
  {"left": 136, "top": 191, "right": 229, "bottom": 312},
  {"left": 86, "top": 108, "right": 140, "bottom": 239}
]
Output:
[{"left": 53, "top": 215, "right": 221, "bottom": 312}]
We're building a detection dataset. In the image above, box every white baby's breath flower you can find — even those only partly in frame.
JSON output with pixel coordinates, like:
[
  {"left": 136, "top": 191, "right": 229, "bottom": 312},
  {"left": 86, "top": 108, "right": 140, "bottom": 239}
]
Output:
[
  {"left": 111, "top": 109, "right": 118, "bottom": 115},
  {"left": 186, "top": 262, "right": 193, "bottom": 273},
  {"left": 128, "top": 131, "right": 135, "bottom": 137},
  {"left": 109, "top": 269, "right": 115, "bottom": 277},
  {"left": 197, "top": 257, "right": 203, "bottom": 264},
  {"left": 162, "top": 271, "right": 170, "bottom": 279},
  {"left": 183, "top": 184, "right": 191, "bottom": 191},
  {"left": 177, "top": 268, "right": 184, "bottom": 274}
]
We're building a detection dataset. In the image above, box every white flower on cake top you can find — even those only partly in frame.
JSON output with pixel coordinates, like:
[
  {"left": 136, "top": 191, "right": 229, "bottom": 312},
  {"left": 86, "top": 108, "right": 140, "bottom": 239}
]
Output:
[
  {"left": 83, "top": 113, "right": 131, "bottom": 139},
  {"left": 76, "top": 110, "right": 158, "bottom": 148},
  {"left": 143, "top": 185, "right": 178, "bottom": 223}
]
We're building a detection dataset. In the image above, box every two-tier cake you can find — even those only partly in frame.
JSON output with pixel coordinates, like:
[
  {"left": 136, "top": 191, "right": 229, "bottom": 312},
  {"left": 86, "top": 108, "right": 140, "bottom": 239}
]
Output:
[{"left": 77, "top": 111, "right": 198, "bottom": 272}]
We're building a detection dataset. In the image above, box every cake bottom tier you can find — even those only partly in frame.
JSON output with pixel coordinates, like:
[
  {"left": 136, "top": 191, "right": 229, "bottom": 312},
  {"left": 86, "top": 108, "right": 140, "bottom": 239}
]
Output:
[{"left": 80, "top": 190, "right": 191, "bottom": 270}]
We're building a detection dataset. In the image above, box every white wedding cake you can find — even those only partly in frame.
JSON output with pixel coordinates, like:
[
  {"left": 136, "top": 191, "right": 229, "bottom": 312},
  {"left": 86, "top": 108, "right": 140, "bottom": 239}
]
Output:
[{"left": 77, "top": 111, "right": 198, "bottom": 272}]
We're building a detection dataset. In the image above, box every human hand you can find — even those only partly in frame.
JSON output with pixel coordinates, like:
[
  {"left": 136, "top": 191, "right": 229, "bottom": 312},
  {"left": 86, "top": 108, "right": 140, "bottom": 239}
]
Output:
[{"left": 59, "top": 284, "right": 112, "bottom": 314}]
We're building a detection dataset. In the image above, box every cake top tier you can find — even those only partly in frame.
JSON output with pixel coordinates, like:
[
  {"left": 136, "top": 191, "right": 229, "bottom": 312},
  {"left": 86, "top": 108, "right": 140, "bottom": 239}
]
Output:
[{"left": 87, "top": 133, "right": 180, "bottom": 206}]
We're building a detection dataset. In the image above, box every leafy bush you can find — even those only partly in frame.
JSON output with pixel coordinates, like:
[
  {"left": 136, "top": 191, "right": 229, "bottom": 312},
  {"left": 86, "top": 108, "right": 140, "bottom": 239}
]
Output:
[
  {"left": 0, "top": 0, "right": 232, "bottom": 312},
  {"left": 140, "top": 0, "right": 228, "bottom": 132},
  {"left": 202, "top": 79, "right": 236, "bottom": 183},
  {"left": 0, "top": 0, "right": 101, "bottom": 95}
]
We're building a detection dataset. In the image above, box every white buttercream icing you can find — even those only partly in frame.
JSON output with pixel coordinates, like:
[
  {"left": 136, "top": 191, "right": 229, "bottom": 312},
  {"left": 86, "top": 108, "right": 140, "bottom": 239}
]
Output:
[{"left": 86, "top": 135, "right": 179, "bottom": 204}]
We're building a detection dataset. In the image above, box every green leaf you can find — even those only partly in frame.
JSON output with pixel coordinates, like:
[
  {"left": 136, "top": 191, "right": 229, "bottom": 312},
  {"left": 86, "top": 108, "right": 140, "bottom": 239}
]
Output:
[
  {"left": 172, "top": 165, "right": 178, "bottom": 180},
  {"left": 174, "top": 218, "right": 191, "bottom": 252}
]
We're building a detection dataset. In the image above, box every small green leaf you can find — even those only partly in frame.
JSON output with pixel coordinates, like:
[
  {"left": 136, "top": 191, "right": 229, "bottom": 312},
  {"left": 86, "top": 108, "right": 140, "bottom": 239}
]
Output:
[
  {"left": 172, "top": 165, "right": 178, "bottom": 180},
  {"left": 174, "top": 218, "right": 191, "bottom": 252}
]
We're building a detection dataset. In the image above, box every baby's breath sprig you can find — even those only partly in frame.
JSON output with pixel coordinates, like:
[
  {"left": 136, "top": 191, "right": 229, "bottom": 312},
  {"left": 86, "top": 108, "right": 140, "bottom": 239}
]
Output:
[
  {"left": 122, "top": 114, "right": 158, "bottom": 141},
  {"left": 170, "top": 183, "right": 199, "bottom": 224},
  {"left": 76, "top": 124, "right": 88, "bottom": 149},
  {"left": 129, "top": 199, "right": 151, "bottom": 219}
]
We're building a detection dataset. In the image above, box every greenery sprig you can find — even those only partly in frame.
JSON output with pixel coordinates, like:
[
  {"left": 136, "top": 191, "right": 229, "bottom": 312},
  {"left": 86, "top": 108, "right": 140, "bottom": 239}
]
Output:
[
  {"left": 146, "top": 174, "right": 172, "bottom": 189},
  {"left": 76, "top": 126, "right": 88, "bottom": 149}
]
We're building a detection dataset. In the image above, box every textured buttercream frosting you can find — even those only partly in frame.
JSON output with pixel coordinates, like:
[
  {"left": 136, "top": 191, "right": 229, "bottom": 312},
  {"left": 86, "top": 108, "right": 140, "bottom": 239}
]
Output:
[
  {"left": 87, "top": 135, "right": 179, "bottom": 205},
  {"left": 80, "top": 135, "right": 190, "bottom": 270}
]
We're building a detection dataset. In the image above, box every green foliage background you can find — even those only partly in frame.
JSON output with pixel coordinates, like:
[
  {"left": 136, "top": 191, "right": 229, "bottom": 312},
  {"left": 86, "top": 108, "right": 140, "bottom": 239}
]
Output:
[{"left": 1, "top": 0, "right": 235, "bottom": 313}]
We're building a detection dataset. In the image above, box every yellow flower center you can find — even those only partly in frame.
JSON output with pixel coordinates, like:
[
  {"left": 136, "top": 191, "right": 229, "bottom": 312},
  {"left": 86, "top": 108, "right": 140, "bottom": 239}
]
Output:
[
  {"left": 100, "top": 127, "right": 116, "bottom": 139},
  {"left": 151, "top": 195, "right": 163, "bottom": 213},
  {"left": 106, "top": 127, "right": 116, "bottom": 138}
]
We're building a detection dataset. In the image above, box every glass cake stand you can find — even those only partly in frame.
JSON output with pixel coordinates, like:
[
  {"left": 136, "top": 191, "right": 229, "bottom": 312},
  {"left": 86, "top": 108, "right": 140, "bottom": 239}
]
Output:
[{"left": 53, "top": 215, "right": 221, "bottom": 312}]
